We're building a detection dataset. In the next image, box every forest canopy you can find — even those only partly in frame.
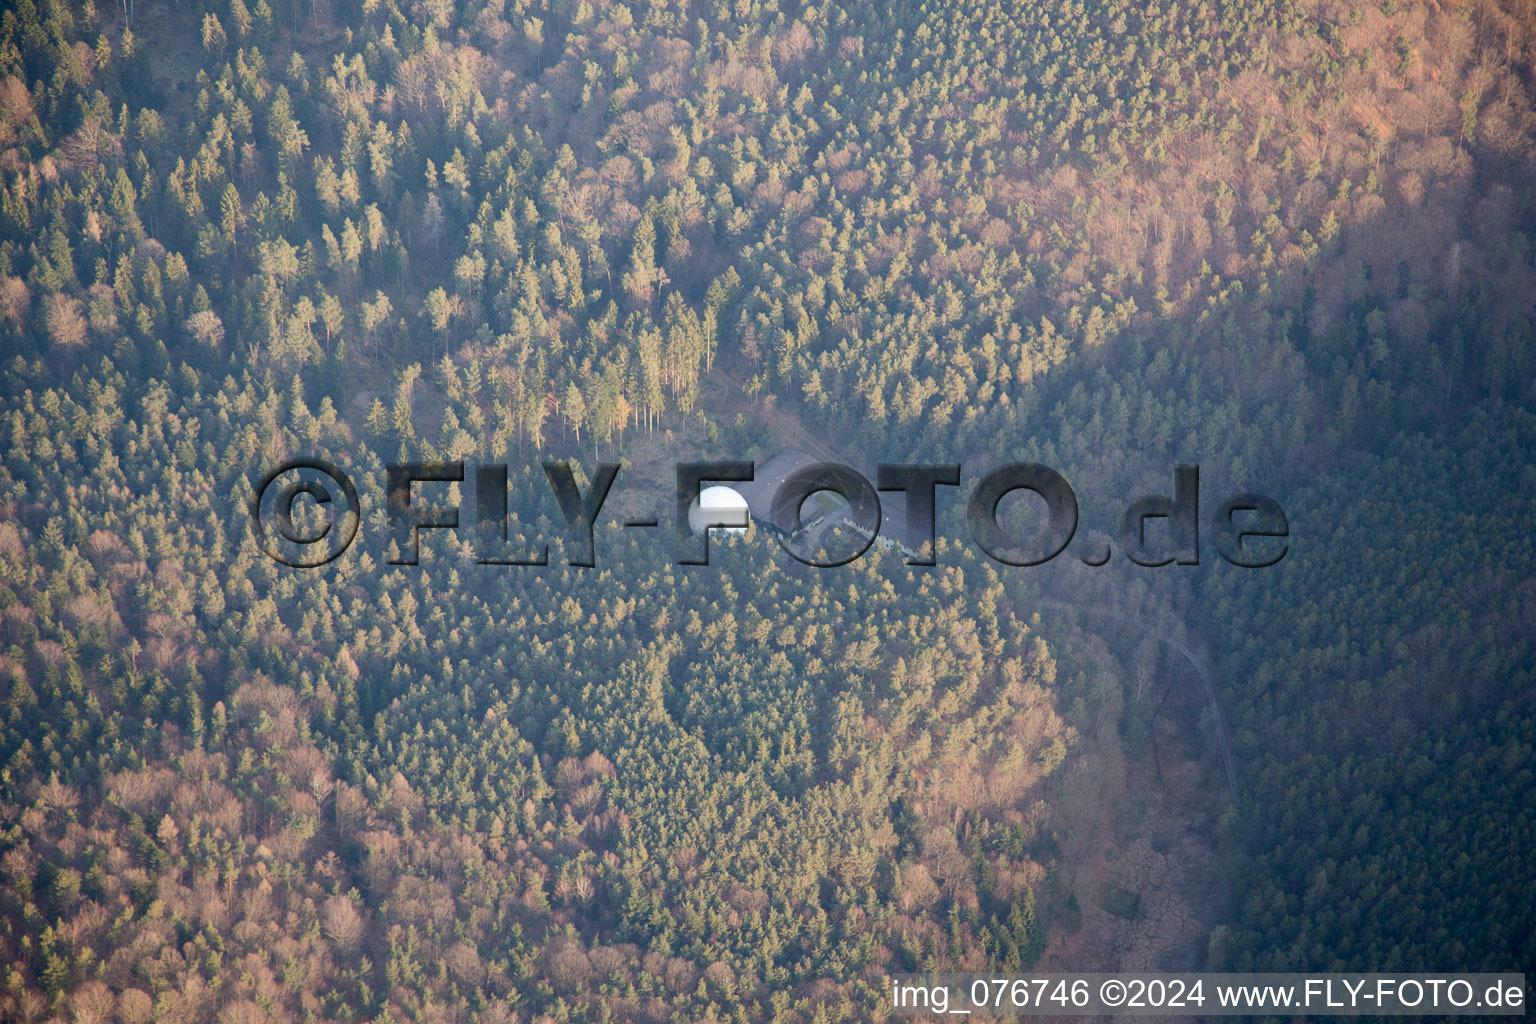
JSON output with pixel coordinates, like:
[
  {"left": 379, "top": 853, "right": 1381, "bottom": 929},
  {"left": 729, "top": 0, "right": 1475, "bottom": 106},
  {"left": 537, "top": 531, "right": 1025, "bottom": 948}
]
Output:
[{"left": 0, "top": 0, "right": 1533, "bottom": 1019}]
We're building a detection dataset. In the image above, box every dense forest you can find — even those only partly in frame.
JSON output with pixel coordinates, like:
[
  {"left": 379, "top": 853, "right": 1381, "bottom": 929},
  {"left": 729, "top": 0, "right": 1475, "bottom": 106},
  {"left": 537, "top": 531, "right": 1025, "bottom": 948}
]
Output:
[{"left": 0, "top": 0, "right": 1532, "bottom": 1018}]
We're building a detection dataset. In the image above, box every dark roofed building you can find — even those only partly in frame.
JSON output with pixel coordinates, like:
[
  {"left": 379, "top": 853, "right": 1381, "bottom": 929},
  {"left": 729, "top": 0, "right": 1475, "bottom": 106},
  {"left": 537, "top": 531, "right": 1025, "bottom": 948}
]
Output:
[
  {"left": 733, "top": 449, "right": 823, "bottom": 537},
  {"left": 735, "top": 450, "right": 926, "bottom": 557},
  {"left": 848, "top": 489, "right": 934, "bottom": 561}
]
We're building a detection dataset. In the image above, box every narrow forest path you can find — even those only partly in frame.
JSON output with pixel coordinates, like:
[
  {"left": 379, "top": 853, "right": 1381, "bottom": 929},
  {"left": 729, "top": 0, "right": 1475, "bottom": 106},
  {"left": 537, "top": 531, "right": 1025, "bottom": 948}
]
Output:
[{"left": 1034, "top": 598, "right": 1240, "bottom": 809}]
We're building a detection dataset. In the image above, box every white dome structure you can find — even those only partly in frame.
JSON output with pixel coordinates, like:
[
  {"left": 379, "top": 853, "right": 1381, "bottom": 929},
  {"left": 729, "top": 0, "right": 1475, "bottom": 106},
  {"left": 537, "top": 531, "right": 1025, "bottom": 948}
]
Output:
[{"left": 689, "top": 485, "right": 750, "bottom": 536}]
